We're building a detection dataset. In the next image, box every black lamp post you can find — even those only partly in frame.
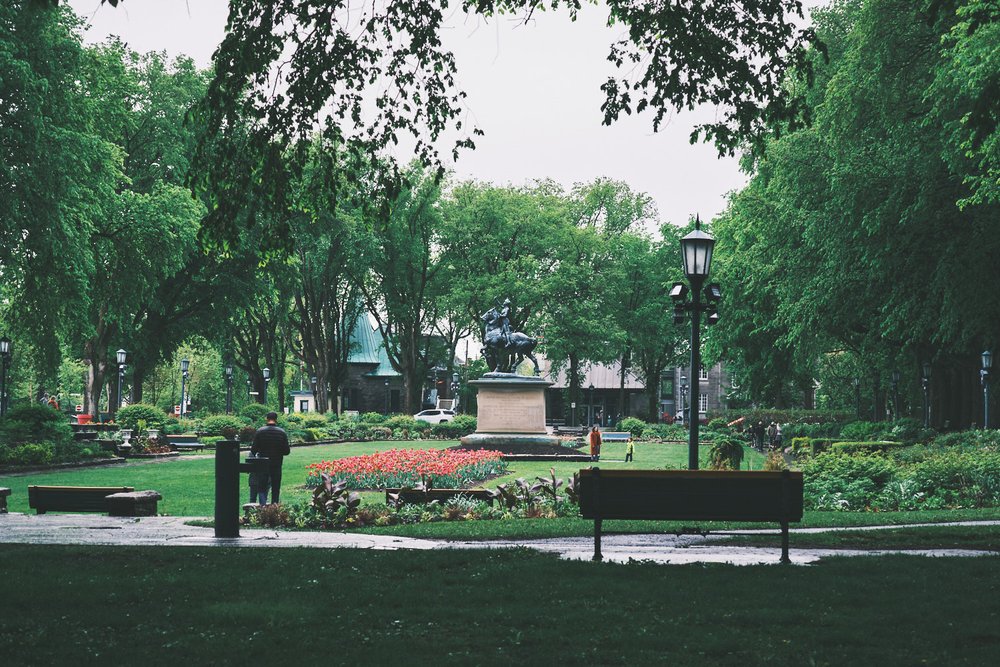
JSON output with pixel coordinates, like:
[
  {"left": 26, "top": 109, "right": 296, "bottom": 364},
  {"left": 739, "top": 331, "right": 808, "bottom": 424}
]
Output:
[
  {"left": 891, "top": 370, "right": 901, "bottom": 421},
  {"left": 262, "top": 367, "right": 271, "bottom": 406},
  {"left": 224, "top": 364, "right": 234, "bottom": 415},
  {"left": 921, "top": 362, "right": 932, "bottom": 429},
  {"left": 853, "top": 377, "right": 861, "bottom": 420},
  {"left": 589, "top": 383, "right": 595, "bottom": 426},
  {"left": 0, "top": 336, "right": 11, "bottom": 416},
  {"left": 116, "top": 349, "right": 127, "bottom": 412},
  {"left": 680, "top": 375, "right": 688, "bottom": 426},
  {"left": 982, "top": 350, "right": 992, "bottom": 430},
  {"left": 180, "top": 358, "right": 190, "bottom": 418},
  {"left": 384, "top": 379, "right": 390, "bottom": 415},
  {"left": 451, "top": 372, "right": 460, "bottom": 411},
  {"left": 311, "top": 375, "right": 318, "bottom": 412},
  {"left": 670, "top": 217, "right": 719, "bottom": 470}
]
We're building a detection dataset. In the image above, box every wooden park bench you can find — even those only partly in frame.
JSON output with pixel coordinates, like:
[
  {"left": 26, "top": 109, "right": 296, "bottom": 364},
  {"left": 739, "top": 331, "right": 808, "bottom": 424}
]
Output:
[
  {"left": 554, "top": 425, "right": 586, "bottom": 437},
  {"left": 28, "top": 485, "right": 135, "bottom": 514},
  {"left": 385, "top": 488, "right": 495, "bottom": 506},
  {"left": 166, "top": 434, "right": 205, "bottom": 452},
  {"left": 577, "top": 469, "right": 804, "bottom": 563},
  {"left": 599, "top": 431, "right": 631, "bottom": 443}
]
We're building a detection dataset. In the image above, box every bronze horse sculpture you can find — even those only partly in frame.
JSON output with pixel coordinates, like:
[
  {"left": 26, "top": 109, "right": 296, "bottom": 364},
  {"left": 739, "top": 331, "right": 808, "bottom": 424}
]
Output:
[{"left": 480, "top": 306, "right": 540, "bottom": 375}]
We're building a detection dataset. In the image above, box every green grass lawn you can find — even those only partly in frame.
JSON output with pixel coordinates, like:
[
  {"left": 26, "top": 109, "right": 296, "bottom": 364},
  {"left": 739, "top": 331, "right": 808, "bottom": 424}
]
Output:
[
  {"left": 5, "top": 440, "right": 1000, "bottom": 542},
  {"left": 0, "top": 439, "right": 760, "bottom": 516},
  {"left": 1, "top": 544, "right": 998, "bottom": 665}
]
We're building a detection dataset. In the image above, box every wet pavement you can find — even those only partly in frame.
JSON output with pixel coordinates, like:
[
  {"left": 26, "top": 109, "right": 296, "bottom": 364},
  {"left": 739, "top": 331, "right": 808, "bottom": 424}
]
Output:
[{"left": 1, "top": 513, "right": 997, "bottom": 565}]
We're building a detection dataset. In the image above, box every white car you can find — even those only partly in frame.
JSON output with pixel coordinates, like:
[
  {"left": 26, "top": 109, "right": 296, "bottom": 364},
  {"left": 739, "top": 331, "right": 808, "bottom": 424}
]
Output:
[{"left": 413, "top": 409, "right": 455, "bottom": 424}]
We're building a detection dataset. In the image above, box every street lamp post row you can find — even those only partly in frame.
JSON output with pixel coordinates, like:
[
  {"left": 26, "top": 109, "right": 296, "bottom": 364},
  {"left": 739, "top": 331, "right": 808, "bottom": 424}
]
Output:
[
  {"left": 982, "top": 350, "right": 992, "bottom": 430},
  {"left": 0, "top": 336, "right": 11, "bottom": 416},
  {"left": 116, "top": 348, "right": 127, "bottom": 412},
  {"left": 669, "top": 218, "right": 721, "bottom": 470},
  {"left": 224, "top": 364, "right": 234, "bottom": 415},
  {"left": 180, "top": 358, "right": 190, "bottom": 418}
]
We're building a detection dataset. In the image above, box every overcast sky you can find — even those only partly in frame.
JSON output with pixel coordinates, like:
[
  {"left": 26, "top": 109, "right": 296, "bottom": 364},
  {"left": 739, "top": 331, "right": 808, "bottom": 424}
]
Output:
[{"left": 67, "top": 0, "right": 821, "bottom": 228}]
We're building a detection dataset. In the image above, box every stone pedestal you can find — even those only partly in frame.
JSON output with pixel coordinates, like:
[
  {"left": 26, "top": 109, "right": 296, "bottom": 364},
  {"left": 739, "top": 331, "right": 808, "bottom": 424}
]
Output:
[{"left": 460, "top": 374, "right": 560, "bottom": 449}]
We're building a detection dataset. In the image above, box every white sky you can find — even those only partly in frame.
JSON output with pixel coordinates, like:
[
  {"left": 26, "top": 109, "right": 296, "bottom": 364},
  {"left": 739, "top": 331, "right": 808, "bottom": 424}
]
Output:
[{"left": 67, "top": 1, "right": 819, "bottom": 228}]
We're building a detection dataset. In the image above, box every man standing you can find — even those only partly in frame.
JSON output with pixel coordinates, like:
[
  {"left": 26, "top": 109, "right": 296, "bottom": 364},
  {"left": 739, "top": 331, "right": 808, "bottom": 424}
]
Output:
[{"left": 251, "top": 412, "right": 290, "bottom": 504}]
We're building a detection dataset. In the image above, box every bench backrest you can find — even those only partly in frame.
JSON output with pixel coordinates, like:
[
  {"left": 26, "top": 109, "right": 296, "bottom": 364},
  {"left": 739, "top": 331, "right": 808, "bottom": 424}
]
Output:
[
  {"left": 600, "top": 431, "right": 631, "bottom": 440},
  {"left": 28, "top": 485, "right": 135, "bottom": 512},
  {"left": 578, "top": 469, "right": 803, "bottom": 522}
]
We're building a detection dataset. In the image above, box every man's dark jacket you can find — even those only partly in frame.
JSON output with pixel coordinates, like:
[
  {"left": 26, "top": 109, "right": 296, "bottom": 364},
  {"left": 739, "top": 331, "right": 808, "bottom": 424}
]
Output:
[{"left": 251, "top": 424, "right": 290, "bottom": 460}]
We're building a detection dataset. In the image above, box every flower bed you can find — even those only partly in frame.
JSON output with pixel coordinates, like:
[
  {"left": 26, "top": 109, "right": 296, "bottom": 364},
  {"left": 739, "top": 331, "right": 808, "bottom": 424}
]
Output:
[{"left": 306, "top": 448, "right": 507, "bottom": 489}]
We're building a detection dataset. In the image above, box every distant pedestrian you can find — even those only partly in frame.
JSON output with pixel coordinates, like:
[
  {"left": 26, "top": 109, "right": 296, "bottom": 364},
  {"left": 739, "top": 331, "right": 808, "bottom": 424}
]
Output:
[
  {"left": 755, "top": 420, "right": 766, "bottom": 450},
  {"left": 251, "top": 412, "right": 291, "bottom": 503},
  {"left": 775, "top": 423, "right": 784, "bottom": 450},
  {"left": 624, "top": 436, "right": 634, "bottom": 463},
  {"left": 767, "top": 422, "right": 778, "bottom": 450},
  {"left": 588, "top": 425, "right": 602, "bottom": 463},
  {"left": 47, "top": 395, "right": 59, "bottom": 410}
]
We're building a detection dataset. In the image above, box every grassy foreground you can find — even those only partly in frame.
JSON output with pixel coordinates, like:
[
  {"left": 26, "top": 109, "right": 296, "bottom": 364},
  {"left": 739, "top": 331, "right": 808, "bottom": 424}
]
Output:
[{"left": 1, "top": 545, "right": 998, "bottom": 665}]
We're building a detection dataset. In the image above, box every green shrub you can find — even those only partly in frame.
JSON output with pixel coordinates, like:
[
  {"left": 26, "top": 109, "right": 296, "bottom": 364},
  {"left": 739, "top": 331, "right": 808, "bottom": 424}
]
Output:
[
  {"left": 707, "top": 417, "right": 729, "bottom": 431},
  {"left": 239, "top": 403, "right": 271, "bottom": 424},
  {"left": 802, "top": 452, "right": 896, "bottom": 510},
  {"left": 115, "top": 404, "right": 168, "bottom": 432},
  {"left": 359, "top": 412, "right": 387, "bottom": 424},
  {"left": 840, "top": 421, "right": 892, "bottom": 442},
  {"left": 791, "top": 437, "right": 812, "bottom": 456},
  {"left": 385, "top": 415, "right": 421, "bottom": 432},
  {"left": 0, "top": 403, "right": 73, "bottom": 448},
  {"left": 617, "top": 417, "right": 647, "bottom": 438},
  {"left": 1, "top": 442, "right": 55, "bottom": 466},
  {"left": 886, "top": 418, "right": 923, "bottom": 443},
  {"left": 831, "top": 441, "right": 907, "bottom": 455},
  {"left": 199, "top": 414, "right": 249, "bottom": 436},
  {"left": 708, "top": 436, "right": 745, "bottom": 470},
  {"left": 431, "top": 415, "right": 477, "bottom": 439},
  {"left": 297, "top": 413, "right": 330, "bottom": 429}
]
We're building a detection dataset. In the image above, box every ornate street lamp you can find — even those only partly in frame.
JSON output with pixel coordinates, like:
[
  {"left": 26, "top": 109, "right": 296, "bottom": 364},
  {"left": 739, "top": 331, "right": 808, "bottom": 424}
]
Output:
[
  {"left": 451, "top": 372, "right": 460, "bottom": 411},
  {"left": 179, "top": 358, "right": 190, "bottom": 417},
  {"left": 0, "top": 336, "right": 11, "bottom": 416},
  {"left": 262, "top": 367, "right": 271, "bottom": 405},
  {"left": 224, "top": 364, "right": 234, "bottom": 415},
  {"left": 921, "top": 362, "right": 932, "bottom": 429},
  {"left": 116, "top": 349, "right": 127, "bottom": 413},
  {"left": 670, "top": 217, "right": 719, "bottom": 469},
  {"left": 891, "top": 370, "right": 901, "bottom": 421},
  {"left": 982, "top": 351, "right": 992, "bottom": 430}
]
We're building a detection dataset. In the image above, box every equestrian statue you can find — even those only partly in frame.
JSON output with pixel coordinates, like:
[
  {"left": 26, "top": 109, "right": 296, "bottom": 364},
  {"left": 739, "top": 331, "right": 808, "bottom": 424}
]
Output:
[{"left": 481, "top": 298, "right": 540, "bottom": 375}]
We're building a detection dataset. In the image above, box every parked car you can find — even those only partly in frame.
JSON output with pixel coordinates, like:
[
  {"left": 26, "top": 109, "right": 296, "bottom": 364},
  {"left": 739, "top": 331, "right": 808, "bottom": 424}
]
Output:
[{"left": 413, "top": 409, "right": 455, "bottom": 424}]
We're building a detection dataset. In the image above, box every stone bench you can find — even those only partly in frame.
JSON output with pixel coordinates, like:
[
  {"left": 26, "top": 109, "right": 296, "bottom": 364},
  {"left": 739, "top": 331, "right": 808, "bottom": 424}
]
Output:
[{"left": 106, "top": 490, "right": 163, "bottom": 517}]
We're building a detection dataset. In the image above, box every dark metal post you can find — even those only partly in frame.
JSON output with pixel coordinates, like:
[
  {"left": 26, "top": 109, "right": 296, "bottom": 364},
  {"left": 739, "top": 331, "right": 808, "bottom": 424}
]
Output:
[
  {"left": 0, "top": 347, "right": 9, "bottom": 417},
  {"left": 921, "top": 362, "right": 931, "bottom": 429},
  {"left": 981, "top": 359, "right": 990, "bottom": 430},
  {"left": 854, "top": 377, "right": 861, "bottom": 420},
  {"left": 117, "top": 364, "right": 125, "bottom": 412},
  {"left": 688, "top": 280, "right": 703, "bottom": 470},
  {"left": 384, "top": 379, "right": 390, "bottom": 415},
  {"left": 215, "top": 439, "right": 240, "bottom": 538},
  {"left": 891, "top": 370, "right": 900, "bottom": 421}
]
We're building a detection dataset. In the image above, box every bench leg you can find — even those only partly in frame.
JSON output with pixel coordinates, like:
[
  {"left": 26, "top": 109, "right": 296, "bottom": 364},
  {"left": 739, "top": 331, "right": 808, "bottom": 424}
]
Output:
[
  {"left": 780, "top": 520, "right": 790, "bottom": 564},
  {"left": 593, "top": 518, "right": 603, "bottom": 562}
]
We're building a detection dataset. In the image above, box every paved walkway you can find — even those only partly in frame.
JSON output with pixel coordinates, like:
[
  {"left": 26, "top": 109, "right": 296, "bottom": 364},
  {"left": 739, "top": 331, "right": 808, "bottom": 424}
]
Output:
[{"left": 1, "top": 513, "right": 997, "bottom": 565}]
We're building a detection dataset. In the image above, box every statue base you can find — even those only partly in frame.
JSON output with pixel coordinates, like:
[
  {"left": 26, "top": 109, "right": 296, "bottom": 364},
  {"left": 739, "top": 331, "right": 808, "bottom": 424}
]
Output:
[{"left": 460, "top": 375, "right": 560, "bottom": 450}]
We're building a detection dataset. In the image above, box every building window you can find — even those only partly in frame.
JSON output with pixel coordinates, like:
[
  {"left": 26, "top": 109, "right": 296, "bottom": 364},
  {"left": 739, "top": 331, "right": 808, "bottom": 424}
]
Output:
[
  {"left": 660, "top": 376, "right": 674, "bottom": 398},
  {"left": 699, "top": 365, "right": 709, "bottom": 381},
  {"left": 699, "top": 394, "right": 708, "bottom": 413}
]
